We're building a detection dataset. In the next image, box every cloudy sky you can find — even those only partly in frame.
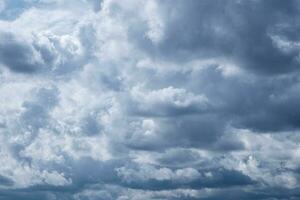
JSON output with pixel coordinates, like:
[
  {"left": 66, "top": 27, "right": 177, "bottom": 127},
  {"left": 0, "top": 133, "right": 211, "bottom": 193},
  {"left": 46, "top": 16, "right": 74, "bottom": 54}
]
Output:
[{"left": 1, "top": 0, "right": 300, "bottom": 199}]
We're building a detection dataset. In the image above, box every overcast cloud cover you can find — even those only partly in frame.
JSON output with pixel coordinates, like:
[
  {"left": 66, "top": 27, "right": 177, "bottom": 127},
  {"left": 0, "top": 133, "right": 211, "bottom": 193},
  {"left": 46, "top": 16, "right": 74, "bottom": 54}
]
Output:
[{"left": 1, "top": 0, "right": 300, "bottom": 199}]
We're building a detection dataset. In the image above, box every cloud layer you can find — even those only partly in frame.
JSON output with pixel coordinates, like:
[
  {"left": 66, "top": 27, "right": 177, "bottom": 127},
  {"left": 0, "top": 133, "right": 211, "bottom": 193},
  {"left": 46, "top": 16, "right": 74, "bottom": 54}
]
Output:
[{"left": 1, "top": 0, "right": 300, "bottom": 199}]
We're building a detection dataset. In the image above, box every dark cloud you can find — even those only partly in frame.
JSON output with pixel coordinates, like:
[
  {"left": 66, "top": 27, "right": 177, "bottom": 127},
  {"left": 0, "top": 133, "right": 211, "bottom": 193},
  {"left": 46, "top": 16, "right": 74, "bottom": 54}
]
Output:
[
  {"left": 0, "top": 32, "right": 44, "bottom": 73},
  {"left": 0, "top": 176, "right": 14, "bottom": 187},
  {"left": 129, "top": 0, "right": 300, "bottom": 74},
  {"left": 0, "top": 29, "right": 91, "bottom": 75},
  {"left": 21, "top": 86, "right": 59, "bottom": 131},
  {"left": 117, "top": 164, "right": 254, "bottom": 191}
]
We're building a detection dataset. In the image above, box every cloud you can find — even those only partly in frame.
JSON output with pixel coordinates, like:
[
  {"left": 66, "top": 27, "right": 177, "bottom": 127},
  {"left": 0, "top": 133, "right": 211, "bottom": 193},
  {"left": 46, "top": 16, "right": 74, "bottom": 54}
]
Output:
[
  {"left": 130, "top": 0, "right": 300, "bottom": 75},
  {"left": 0, "top": 32, "right": 45, "bottom": 73},
  {"left": 116, "top": 164, "right": 254, "bottom": 190},
  {"left": 1, "top": 0, "right": 300, "bottom": 199}
]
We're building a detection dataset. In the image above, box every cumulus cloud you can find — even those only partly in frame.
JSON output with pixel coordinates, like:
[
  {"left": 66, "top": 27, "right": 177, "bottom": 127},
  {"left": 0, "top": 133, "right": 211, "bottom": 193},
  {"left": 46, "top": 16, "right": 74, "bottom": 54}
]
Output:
[{"left": 1, "top": 0, "right": 300, "bottom": 199}]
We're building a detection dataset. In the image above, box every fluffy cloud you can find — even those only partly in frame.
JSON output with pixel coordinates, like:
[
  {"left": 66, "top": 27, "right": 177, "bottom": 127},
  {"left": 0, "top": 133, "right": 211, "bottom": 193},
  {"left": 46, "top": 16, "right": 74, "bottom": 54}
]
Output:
[{"left": 1, "top": 0, "right": 300, "bottom": 199}]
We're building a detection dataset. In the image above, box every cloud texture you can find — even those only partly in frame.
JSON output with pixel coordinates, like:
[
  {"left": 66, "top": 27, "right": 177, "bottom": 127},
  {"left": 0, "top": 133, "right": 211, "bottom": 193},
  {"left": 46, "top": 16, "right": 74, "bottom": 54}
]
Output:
[{"left": 1, "top": 0, "right": 300, "bottom": 199}]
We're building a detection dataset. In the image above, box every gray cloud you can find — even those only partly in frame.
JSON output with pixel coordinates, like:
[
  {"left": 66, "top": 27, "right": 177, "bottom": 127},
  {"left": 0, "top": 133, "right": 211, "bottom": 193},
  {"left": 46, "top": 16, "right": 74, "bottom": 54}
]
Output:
[
  {"left": 129, "top": 0, "right": 300, "bottom": 74},
  {"left": 0, "top": 32, "right": 45, "bottom": 73},
  {"left": 1, "top": 0, "right": 300, "bottom": 199}
]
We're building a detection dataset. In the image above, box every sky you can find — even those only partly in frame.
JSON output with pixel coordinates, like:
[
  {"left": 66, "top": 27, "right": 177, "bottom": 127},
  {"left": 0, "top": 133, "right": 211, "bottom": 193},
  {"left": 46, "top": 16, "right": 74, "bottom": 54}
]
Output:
[{"left": 1, "top": 0, "right": 300, "bottom": 199}]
